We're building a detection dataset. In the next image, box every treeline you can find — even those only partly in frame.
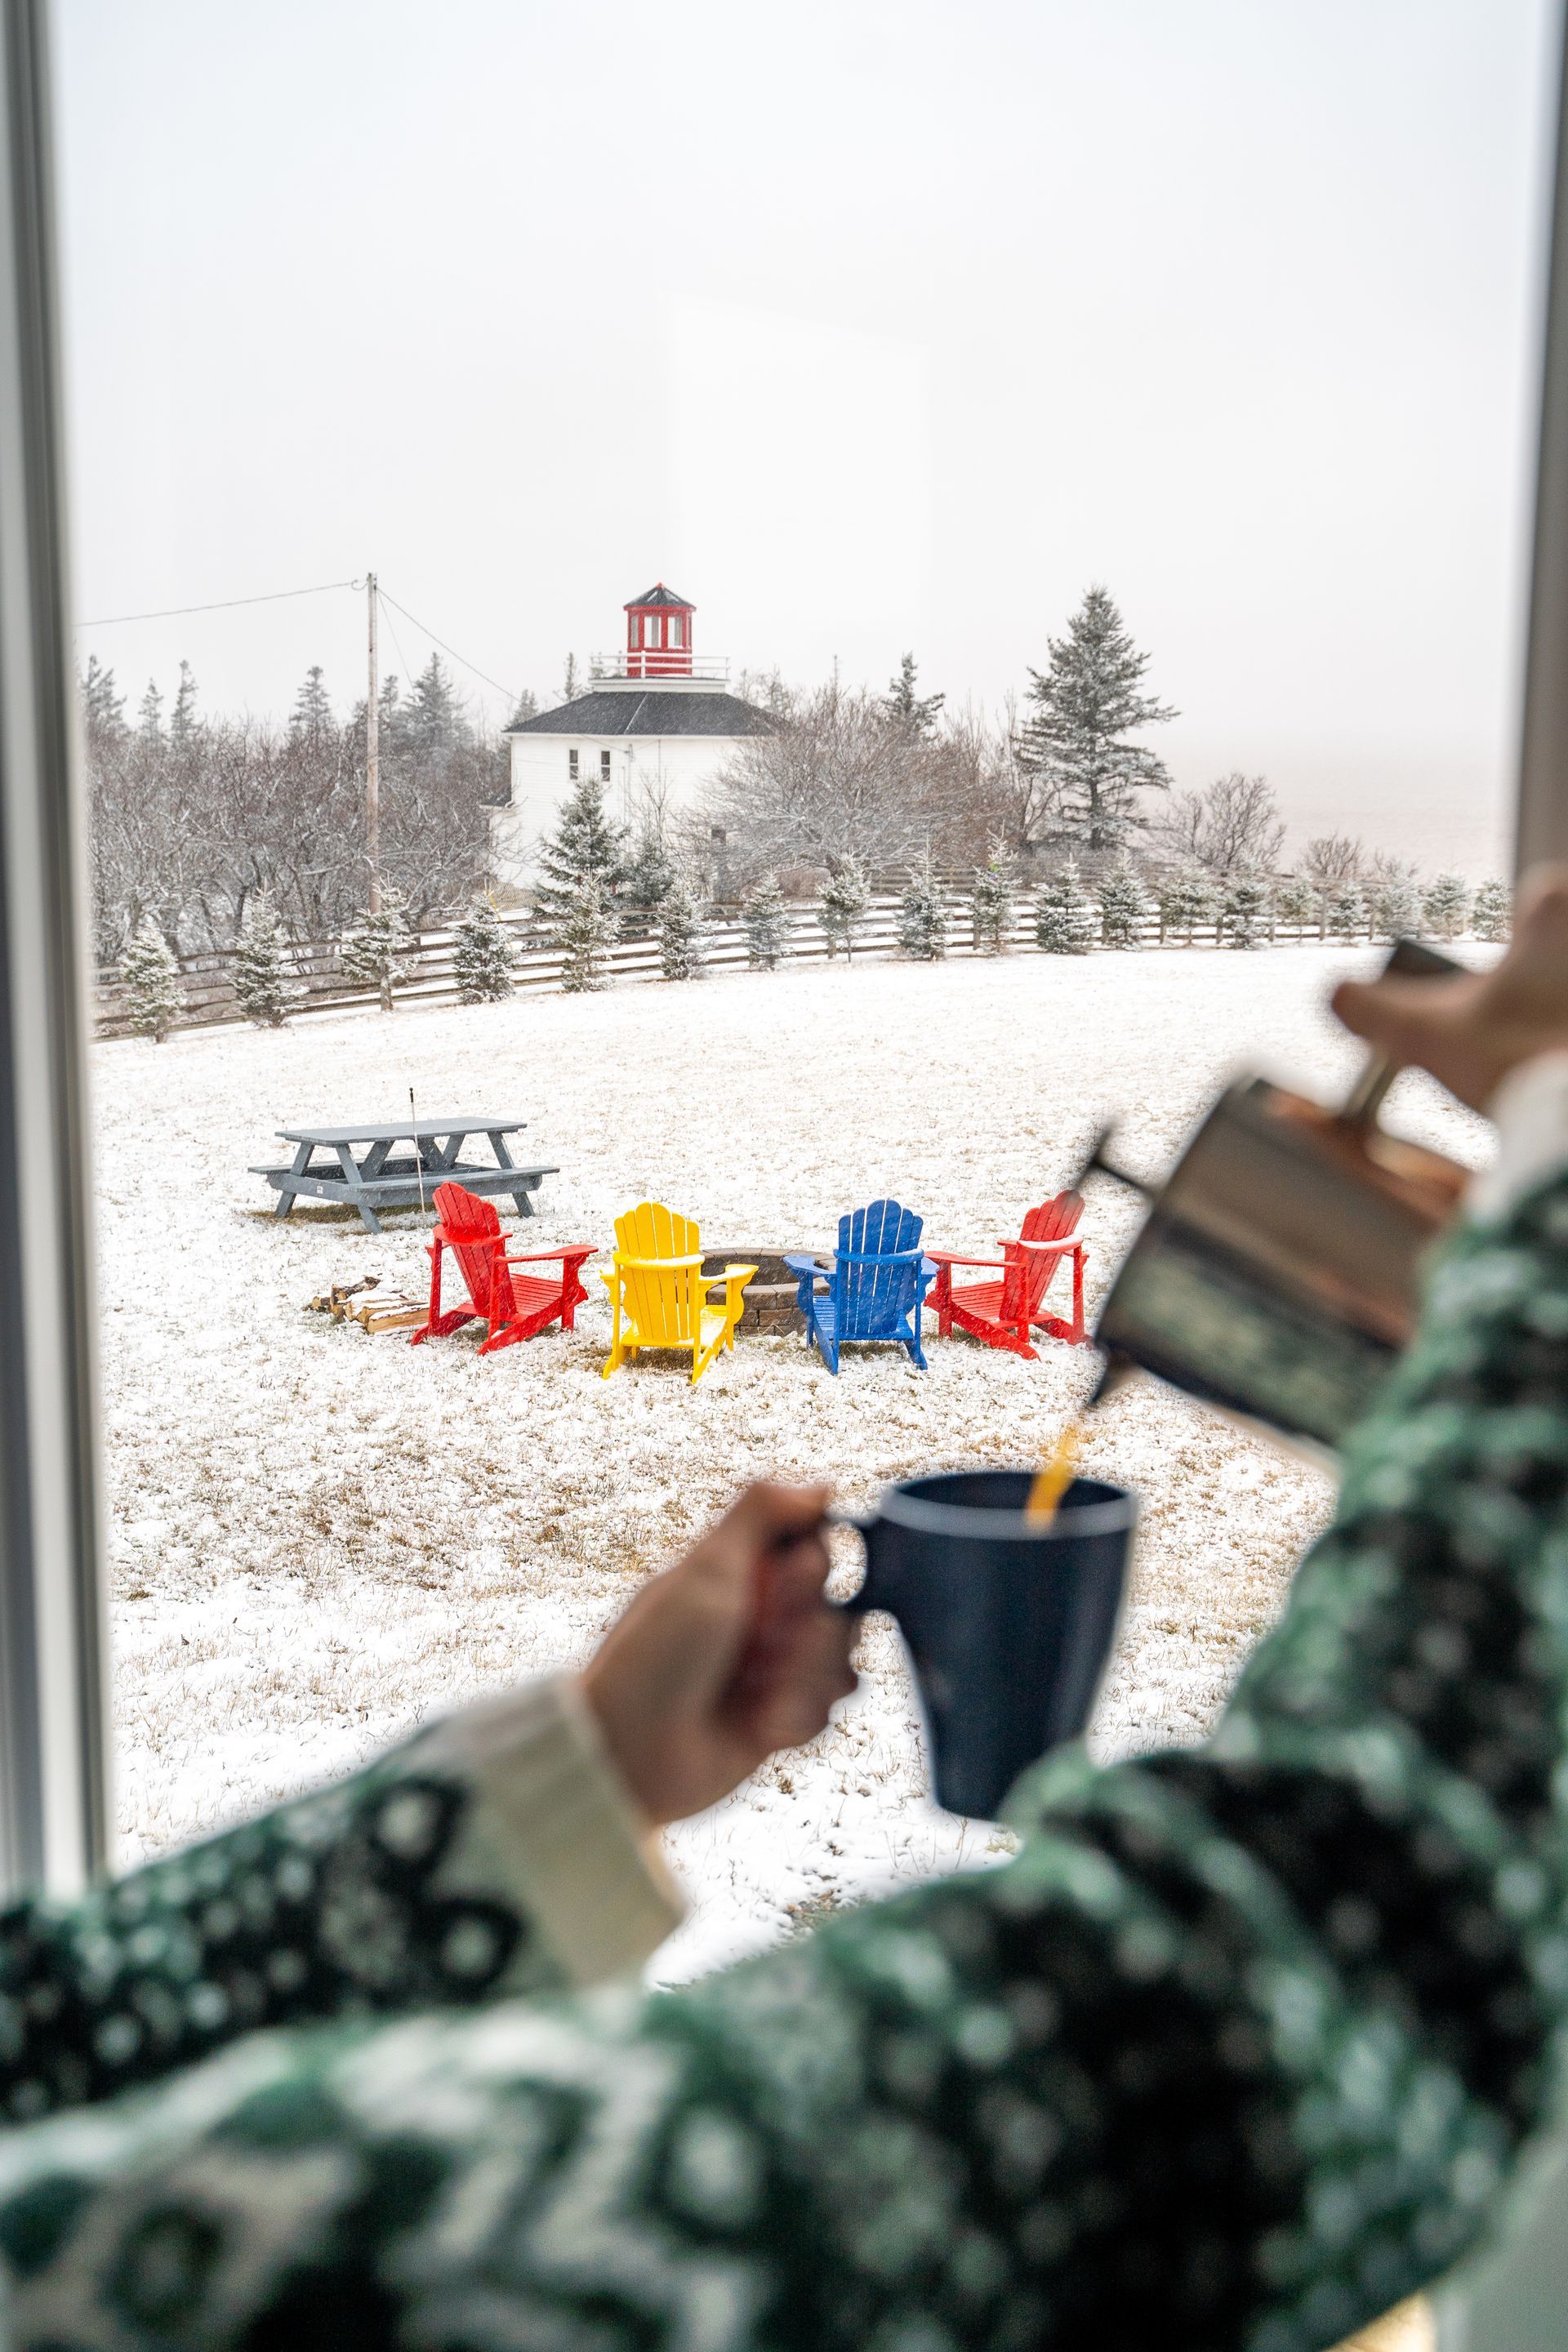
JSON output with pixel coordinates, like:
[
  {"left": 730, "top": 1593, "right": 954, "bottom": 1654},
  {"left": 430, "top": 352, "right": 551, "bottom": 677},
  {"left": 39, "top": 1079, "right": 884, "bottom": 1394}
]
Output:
[{"left": 82, "top": 652, "right": 505, "bottom": 964}]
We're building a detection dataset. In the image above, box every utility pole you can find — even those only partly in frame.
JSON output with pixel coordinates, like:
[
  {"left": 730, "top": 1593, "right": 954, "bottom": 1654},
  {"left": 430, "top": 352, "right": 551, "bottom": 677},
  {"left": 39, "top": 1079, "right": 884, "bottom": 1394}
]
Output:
[{"left": 365, "top": 572, "right": 381, "bottom": 912}]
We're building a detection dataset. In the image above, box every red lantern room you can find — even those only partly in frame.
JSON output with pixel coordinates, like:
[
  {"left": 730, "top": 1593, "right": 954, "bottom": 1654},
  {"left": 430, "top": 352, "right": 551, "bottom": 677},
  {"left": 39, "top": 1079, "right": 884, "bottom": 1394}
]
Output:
[{"left": 623, "top": 582, "right": 694, "bottom": 679}]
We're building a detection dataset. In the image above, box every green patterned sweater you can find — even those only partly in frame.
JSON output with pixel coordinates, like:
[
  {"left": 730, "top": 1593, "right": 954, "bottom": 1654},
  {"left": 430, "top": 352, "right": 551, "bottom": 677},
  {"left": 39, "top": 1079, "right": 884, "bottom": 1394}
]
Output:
[{"left": 2, "top": 1170, "right": 1567, "bottom": 2350}]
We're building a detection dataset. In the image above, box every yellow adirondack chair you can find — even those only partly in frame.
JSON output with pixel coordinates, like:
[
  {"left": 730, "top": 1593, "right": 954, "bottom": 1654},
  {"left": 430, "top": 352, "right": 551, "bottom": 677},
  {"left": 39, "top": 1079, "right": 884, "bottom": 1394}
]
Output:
[{"left": 600, "top": 1202, "right": 755, "bottom": 1383}]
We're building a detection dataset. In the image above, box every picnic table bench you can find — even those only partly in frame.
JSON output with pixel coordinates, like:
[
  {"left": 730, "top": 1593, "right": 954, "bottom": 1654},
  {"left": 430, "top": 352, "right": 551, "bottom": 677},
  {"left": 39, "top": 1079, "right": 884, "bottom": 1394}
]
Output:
[{"left": 252, "top": 1115, "right": 555, "bottom": 1235}]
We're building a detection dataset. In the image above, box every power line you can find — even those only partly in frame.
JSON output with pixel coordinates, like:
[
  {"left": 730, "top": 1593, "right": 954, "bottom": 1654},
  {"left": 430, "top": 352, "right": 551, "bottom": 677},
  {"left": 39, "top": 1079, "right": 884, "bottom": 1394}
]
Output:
[
  {"left": 376, "top": 587, "right": 518, "bottom": 706},
  {"left": 74, "top": 577, "right": 359, "bottom": 630}
]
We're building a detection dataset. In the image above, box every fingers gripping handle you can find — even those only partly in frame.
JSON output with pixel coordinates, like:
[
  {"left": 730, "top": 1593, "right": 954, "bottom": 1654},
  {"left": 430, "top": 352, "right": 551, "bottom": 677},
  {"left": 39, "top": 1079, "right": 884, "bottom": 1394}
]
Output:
[{"left": 824, "top": 1510, "right": 887, "bottom": 1615}]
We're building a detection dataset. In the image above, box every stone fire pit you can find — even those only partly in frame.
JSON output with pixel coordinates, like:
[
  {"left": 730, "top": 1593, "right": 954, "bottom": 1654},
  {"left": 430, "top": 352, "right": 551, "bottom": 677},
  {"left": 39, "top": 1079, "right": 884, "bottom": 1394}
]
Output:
[{"left": 701, "top": 1247, "right": 826, "bottom": 1336}]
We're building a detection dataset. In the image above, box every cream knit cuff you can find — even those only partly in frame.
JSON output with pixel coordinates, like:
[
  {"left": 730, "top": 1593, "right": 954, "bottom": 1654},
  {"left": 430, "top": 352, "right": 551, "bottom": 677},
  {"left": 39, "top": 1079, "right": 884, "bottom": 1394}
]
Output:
[{"left": 423, "top": 1674, "right": 685, "bottom": 1988}]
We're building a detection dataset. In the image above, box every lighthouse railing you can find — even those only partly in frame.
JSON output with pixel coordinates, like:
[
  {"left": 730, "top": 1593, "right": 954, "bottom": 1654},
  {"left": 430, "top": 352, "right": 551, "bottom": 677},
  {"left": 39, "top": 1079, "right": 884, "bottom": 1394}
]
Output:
[{"left": 589, "top": 653, "right": 731, "bottom": 686}]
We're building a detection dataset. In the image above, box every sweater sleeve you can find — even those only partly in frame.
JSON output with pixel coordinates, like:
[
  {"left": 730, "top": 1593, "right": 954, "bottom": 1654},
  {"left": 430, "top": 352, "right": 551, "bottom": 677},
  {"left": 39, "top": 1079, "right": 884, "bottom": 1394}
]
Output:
[
  {"left": 0, "top": 1673, "right": 680, "bottom": 2122},
  {"left": 2, "top": 1158, "right": 1568, "bottom": 2352}
]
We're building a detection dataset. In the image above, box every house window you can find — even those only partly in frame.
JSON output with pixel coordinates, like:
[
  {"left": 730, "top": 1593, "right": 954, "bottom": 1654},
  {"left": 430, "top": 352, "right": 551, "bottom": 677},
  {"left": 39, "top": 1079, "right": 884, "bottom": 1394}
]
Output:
[
  {"left": 669, "top": 616, "right": 684, "bottom": 648},
  {"left": 599, "top": 751, "right": 611, "bottom": 781},
  {"left": 643, "top": 613, "right": 661, "bottom": 648},
  {"left": 710, "top": 825, "right": 727, "bottom": 846},
  {"left": 568, "top": 749, "right": 579, "bottom": 781}
]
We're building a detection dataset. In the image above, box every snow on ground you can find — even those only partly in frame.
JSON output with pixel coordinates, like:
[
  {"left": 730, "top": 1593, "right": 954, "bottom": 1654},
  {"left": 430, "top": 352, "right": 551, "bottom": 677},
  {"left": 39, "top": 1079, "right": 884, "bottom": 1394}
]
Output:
[{"left": 94, "top": 943, "right": 1492, "bottom": 1979}]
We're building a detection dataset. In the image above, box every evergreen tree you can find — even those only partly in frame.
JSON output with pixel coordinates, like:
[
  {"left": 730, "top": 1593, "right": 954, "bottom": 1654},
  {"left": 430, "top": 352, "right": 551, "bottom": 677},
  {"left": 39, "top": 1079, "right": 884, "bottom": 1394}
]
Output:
[
  {"left": 533, "top": 773, "right": 627, "bottom": 933},
  {"left": 562, "top": 654, "right": 581, "bottom": 704},
  {"left": 745, "top": 874, "right": 790, "bottom": 971},
  {"left": 559, "top": 874, "right": 612, "bottom": 993},
  {"left": 1273, "top": 875, "right": 1316, "bottom": 941},
  {"left": 1097, "top": 853, "right": 1151, "bottom": 948},
  {"left": 1471, "top": 875, "right": 1512, "bottom": 943},
  {"left": 880, "top": 652, "right": 945, "bottom": 737},
  {"left": 170, "top": 660, "right": 199, "bottom": 751},
  {"left": 341, "top": 893, "right": 414, "bottom": 1013},
  {"left": 291, "top": 666, "right": 333, "bottom": 737},
  {"left": 619, "top": 813, "right": 676, "bottom": 938},
  {"left": 1326, "top": 882, "right": 1368, "bottom": 942},
  {"left": 137, "top": 679, "right": 164, "bottom": 742},
  {"left": 1220, "top": 873, "right": 1271, "bottom": 949},
  {"left": 1367, "top": 872, "right": 1423, "bottom": 942},
  {"left": 120, "top": 914, "right": 181, "bottom": 1042},
  {"left": 506, "top": 688, "right": 539, "bottom": 728},
  {"left": 405, "top": 653, "right": 461, "bottom": 755},
  {"left": 659, "top": 869, "right": 706, "bottom": 982},
  {"left": 969, "top": 837, "right": 1018, "bottom": 954},
  {"left": 1156, "top": 865, "right": 1215, "bottom": 944},
  {"left": 1034, "top": 858, "right": 1096, "bottom": 952},
  {"left": 819, "top": 854, "right": 871, "bottom": 960},
  {"left": 899, "top": 853, "right": 948, "bottom": 960},
  {"left": 81, "top": 656, "right": 126, "bottom": 742},
  {"left": 233, "top": 893, "right": 294, "bottom": 1027},
  {"left": 1423, "top": 871, "right": 1471, "bottom": 940},
  {"left": 452, "top": 897, "right": 518, "bottom": 1004},
  {"left": 1016, "top": 587, "right": 1176, "bottom": 849}
]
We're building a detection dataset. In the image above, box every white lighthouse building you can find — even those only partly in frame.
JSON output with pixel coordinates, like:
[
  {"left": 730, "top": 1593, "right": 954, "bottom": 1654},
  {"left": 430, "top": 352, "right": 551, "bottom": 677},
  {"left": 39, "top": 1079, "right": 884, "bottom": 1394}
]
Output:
[{"left": 488, "top": 584, "right": 775, "bottom": 898}]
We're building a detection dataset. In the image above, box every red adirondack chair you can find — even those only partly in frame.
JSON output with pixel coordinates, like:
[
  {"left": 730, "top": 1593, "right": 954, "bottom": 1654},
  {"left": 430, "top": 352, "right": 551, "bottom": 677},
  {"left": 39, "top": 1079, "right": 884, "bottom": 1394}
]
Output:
[
  {"left": 924, "top": 1192, "right": 1089, "bottom": 1357},
  {"left": 410, "top": 1181, "right": 596, "bottom": 1356}
]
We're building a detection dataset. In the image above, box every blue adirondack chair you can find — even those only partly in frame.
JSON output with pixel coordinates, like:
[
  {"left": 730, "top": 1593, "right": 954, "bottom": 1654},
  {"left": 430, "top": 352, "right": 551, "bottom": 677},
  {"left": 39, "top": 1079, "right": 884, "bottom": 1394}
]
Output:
[{"left": 784, "top": 1200, "right": 938, "bottom": 1373}]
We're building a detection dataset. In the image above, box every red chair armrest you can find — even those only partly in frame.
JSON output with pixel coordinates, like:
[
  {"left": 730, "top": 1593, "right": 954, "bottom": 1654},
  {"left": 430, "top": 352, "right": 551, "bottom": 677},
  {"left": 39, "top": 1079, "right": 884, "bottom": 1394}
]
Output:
[
  {"left": 505, "top": 1244, "right": 599, "bottom": 1265},
  {"left": 1004, "top": 1236, "right": 1083, "bottom": 1256},
  {"left": 926, "top": 1250, "right": 1006, "bottom": 1270}
]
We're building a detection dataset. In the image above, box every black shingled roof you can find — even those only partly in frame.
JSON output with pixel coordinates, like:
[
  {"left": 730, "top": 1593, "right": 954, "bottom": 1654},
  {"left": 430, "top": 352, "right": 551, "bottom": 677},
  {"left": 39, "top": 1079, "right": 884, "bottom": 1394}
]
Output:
[
  {"left": 506, "top": 689, "right": 775, "bottom": 739},
  {"left": 624, "top": 582, "right": 692, "bottom": 609}
]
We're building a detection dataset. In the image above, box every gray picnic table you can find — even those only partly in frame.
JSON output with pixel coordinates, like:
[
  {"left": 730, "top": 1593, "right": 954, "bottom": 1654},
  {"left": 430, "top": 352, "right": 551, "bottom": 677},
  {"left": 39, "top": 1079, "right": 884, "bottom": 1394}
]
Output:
[{"left": 252, "top": 1114, "right": 556, "bottom": 1235}]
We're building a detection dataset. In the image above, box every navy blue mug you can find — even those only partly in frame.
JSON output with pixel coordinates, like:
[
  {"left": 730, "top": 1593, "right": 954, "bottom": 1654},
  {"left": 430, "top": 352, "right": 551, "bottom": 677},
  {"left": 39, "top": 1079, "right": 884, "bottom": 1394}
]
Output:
[{"left": 836, "top": 1469, "right": 1138, "bottom": 1819}]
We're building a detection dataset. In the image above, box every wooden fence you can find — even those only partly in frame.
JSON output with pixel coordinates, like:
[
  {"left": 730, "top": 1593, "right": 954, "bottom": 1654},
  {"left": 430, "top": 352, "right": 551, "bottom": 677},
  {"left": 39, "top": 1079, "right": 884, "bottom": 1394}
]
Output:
[{"left": 92, "top": 898, "right": 1347, "bottom": 1040}]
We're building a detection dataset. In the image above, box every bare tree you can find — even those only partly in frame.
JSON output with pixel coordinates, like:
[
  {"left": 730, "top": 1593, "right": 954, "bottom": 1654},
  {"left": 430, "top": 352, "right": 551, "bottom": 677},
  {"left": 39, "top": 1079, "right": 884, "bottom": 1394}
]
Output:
[
  {"left": 1155, "top": 773, "right": 1284, "bottom": 880},
  {"left": 702, "top": 679, "right": 942, "bottom": 879},
  {"left": 1301, "top": 833, "right": 1365, "bottom": 889}
]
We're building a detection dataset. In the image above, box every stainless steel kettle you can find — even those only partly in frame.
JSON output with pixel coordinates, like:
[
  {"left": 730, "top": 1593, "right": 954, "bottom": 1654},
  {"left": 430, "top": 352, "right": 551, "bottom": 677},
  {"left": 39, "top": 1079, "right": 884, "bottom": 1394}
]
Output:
[{"left": 1086, "top": 939, "right": 1469, "bottom": 1454}]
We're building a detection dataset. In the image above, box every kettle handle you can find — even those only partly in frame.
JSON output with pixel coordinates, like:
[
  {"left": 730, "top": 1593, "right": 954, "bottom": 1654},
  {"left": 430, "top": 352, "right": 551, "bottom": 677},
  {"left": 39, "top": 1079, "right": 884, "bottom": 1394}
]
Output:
[{"left": 1341, "top": 937, "right": 1464, "bottom": 1128}]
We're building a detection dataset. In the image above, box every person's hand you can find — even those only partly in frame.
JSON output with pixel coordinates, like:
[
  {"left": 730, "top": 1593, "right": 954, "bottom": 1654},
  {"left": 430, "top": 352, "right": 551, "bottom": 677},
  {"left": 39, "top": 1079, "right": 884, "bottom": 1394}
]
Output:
[
  {"left": 577, "top": 1481, "right": 857, "bottom": 1827},
  {"left": 1332, "top": 865, "right": 1568, "bottom": 1112}
]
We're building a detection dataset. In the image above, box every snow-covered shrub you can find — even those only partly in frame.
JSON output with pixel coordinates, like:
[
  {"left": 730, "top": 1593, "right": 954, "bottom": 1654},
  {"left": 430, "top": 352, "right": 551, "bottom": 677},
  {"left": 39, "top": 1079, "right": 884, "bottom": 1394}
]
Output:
[
  {"left": 968, "top": 839, "right": 1017, "bottom": 955},
  {"left": 659, "top": 870, "right": 706, "bottom": 981},
  {"left": 559, "top": 873, "right": 612, "bottom": 993},
  {"left": 1157, "top": 865, "right": 1216, "bottom": 944},
  {"left": 1034, "top": 860, "right": 1095, "bottom": 952},
  {"left": 1220, "top": 874, "right": 1270, "bottom": 948},
  {"left": 233, "top": 893, "right": 295, "bottom": 1027},
  {"left": 121, "top": 915, "right": 181, "bottom": 1042},
  {"left": 1096, "top": 854, "right": 1150, "bottom": 949},
  {"left": 341, "top": 895, "right": 414, "bottom": 1013},
  {"left": 620, "top": 814, "right": 676, "bottom": 939},
  {"left": 818, "top": 856, "right": 871, "bottom": 960},
  {"left": 452, "top": 897, "right": 517, "bottom": 1004},
  {"left": 1471, "top": 876, "right": 1512, "bottom": 943},
  {"left": 1325, "top": 883, "right": 1367, "bottom": 942},
  {"left": 898, "top": 853, "right": 948, "bottom": 960},
  {"left": 745, "top": 875, "right": 790, "bottom": 971},
  {"left": 1272, "top": 875, "right": 1316, "bottom": 940},
  {"left": 1422, "top": 871, "right": 1471, "bottom": 940},
  {"left": 1367, "top": 871, "right": 1422, "bottom": 942}
]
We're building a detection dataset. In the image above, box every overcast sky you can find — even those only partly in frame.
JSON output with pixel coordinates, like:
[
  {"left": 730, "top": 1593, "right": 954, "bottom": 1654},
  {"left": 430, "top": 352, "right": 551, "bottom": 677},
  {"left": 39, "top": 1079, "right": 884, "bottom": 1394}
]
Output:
[{"left": 56, "top": 0, "right": 1558, "bottom": 871}]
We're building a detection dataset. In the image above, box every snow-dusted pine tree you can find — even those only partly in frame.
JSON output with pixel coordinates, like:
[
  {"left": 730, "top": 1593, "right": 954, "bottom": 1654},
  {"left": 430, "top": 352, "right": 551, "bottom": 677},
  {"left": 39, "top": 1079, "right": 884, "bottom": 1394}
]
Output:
[
  {"left": 968, "top": 838, "right": 1018, "bottom": 955},
  {"left": 819, "top": 855, "right": 871, "bottom": 960},
  {"left": 898, "top": 853, "right": 948, "bottom": 960},
  {"left": 1325, "top": 883, "right": 1368, "bottom": 942},
  {"left": 659, "top": 870, "right": 706, "bottom": 982},
  {"left": 452, "top": 897, "right": 518, "bottom": 1004},
  {"left": 1272, "top": 875, "right": 1316, "bottom": 941},
  {"left": 1220, "top": 874, "right": 1270, "bottom": 949},
  {"left": 1367, "top": 872, "right": 1423, "bottom": 942},
  {"left": 341, "top": 894, "right": 413, "bottom": 1013},
  {"left": 1096, "top": 854, "right": 1150, "bottom": 948},
  {"left": 121, "top": 915, "right": 181, "bottom": 1042},
  {"left": 619, "top": 814, "right": 676, "bottom": 938},
  {"left": 1471, "top": 876, "right": 1512, "bottom": 943},
  {"left": 1156, "top": 866, "right": 1215, "bottom": 944},
  {"left": 1034, "top": 859, "right": 1096, "bottom": 952},
  {"left": 559, "top": 874, "right": 612, "bottom": 992},
  {"left": 533, "top": 774, "right": 626, "bottom": 935},
  {"left": 234, "top": 893, "right": 295, "bottom": 1027},
  {"left": 1423, "top": 871, "right": 1471, "bottom": 940},
  {"left": 745, "top": 875, "right": 790, "bottom": 971},
  {"left": 1015, "top": 588, "right": 1176, "bottom": 850}
]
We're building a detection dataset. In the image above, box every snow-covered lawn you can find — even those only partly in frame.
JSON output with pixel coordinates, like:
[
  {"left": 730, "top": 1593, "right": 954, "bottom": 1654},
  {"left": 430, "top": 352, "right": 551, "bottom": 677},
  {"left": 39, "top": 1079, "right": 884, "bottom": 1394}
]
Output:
[{"left": 96, "top": 944, "right": 1491, "bottom": 1979}]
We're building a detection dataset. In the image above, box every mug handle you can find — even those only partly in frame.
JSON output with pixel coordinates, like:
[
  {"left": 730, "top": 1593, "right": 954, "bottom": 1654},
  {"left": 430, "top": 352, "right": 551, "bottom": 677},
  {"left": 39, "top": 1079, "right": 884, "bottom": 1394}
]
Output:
[{"left": 823, "top": 1510, "right": 889, "bottom": 1615}]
